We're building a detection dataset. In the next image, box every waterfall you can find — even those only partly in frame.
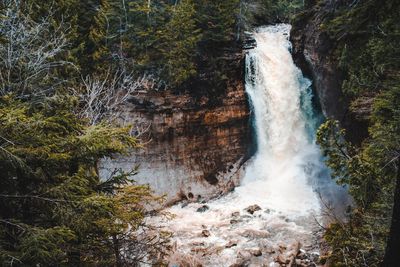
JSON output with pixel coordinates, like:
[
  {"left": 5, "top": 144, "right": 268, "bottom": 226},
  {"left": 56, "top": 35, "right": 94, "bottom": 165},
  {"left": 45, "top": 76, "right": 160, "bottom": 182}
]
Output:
[
  {"left": 240, "top": 24, "right": 321, "bottom": 214},
  {"left": 151, "top": 24, "right": 347, "bottom": 266}
]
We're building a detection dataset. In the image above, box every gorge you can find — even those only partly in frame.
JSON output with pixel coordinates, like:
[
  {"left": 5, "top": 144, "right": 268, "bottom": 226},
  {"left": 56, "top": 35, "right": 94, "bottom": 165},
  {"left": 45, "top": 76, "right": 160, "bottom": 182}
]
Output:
[{"left": 1, "top": 1, "right": 398, "bottom": 266}]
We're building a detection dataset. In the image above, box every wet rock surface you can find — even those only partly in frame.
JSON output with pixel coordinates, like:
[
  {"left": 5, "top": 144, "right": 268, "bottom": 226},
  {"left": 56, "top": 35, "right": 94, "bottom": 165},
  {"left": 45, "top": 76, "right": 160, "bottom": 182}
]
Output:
[
  {"left": 245, "top": 204, "right": 262, "bottom": 214},
  {"left": 197, "top": 205, "right": 210, "bottom": 213},
  {"left": 290, "top": 2, "right": 368, "bottom": 144}
]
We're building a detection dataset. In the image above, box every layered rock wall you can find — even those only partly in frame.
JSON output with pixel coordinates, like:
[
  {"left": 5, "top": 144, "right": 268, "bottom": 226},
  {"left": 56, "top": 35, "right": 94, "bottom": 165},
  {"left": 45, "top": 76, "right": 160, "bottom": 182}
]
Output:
[{"left": 100, "top": 80, "right": 252, "bottom": 204}]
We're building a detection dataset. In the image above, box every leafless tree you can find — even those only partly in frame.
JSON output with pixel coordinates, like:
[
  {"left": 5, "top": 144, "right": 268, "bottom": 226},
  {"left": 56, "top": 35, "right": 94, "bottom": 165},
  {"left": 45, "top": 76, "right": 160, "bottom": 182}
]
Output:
[
  {"left": 0, "top": 0, "right": 72, "bottom": 98},
  {"left": 74, "top": 70, "right": 161, "bottom": 126}
]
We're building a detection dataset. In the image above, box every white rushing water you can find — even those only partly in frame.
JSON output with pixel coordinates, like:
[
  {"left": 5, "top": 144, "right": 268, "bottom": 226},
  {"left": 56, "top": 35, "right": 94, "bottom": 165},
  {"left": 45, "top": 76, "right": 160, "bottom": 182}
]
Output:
[
  {"left": 152, "top": 24, "right": 347, "bottom": 267},
  {"left": 241, "top": 24, "right": 321, "bottom": 214}
]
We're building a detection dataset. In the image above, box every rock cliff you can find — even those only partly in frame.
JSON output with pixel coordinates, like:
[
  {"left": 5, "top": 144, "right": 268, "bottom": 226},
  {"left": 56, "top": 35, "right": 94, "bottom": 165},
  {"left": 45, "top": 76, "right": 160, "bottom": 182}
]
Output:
[
  {"left": 100, "top": 78, "right": 252, "bottom": 204},
  {"left": 290, "top": 1, "right": 368, "bottom": 143},
  {"left": 290, "top": 7, "right": 345, "bottom": 121}
]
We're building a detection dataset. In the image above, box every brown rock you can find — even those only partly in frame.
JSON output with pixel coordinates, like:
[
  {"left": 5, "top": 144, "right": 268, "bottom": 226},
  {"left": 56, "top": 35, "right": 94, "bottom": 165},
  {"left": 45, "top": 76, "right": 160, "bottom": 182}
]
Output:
[
  {"left": 225, "top": 240, "right": 238, "bottom": 248},
  {"left": 240, "top": 229, "right": 270, "bottom": 239},
  {"left": 201, "top": 230, "right": 211, "bottom": 237},
  {"left": 232, "top": 211, "right": 240, "bottom": 217},
  {"left": 245, "top": 204, "right": 262, "bottom": 214},
  {"left": 100, "top": 81, "right": 251, "bottom": 205},
  {"left": 250, "top": 248, "right": 262, "bottom": 257},
  {"left": 276, "top": 254, "right": 289, "bottom": 264},
  {"left": 238, "top": 250, "right": 252, "bottom": 259}
]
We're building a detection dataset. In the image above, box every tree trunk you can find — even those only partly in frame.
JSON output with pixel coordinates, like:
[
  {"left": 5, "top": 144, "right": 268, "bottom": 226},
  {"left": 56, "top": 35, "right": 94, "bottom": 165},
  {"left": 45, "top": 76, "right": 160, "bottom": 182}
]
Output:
[
  {"left": 382, "top": 159, "right": 400, "bottom": 266},
  {"left": 113, "top": 235, "right": 122, "bottom": 267}
]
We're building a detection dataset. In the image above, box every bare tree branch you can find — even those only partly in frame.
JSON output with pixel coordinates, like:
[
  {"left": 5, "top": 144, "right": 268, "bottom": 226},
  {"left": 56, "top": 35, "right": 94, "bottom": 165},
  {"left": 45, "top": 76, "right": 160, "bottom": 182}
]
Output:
[{"left": 0, "top": 0, "right": 74, "bottom": 97}]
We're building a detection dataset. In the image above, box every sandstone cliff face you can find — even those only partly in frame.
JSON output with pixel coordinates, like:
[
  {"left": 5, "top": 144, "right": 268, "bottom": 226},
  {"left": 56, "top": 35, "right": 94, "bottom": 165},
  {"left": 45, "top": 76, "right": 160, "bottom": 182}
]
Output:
[
  {"left": 100, "top": 79, "right": 252, "bottom": 204},
  {"left": 290, "top": 2, "right": 368, "bottom": 143}
]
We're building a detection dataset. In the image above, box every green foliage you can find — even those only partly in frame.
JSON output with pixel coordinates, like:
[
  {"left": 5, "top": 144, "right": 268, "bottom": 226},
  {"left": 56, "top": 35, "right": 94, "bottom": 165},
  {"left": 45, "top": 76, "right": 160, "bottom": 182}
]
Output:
[
  {"left": 75, "top": 0, "right": 112, "bottom": 74},
  {"left": 322, "top": 0, "right": 400, "bottom": 97},
  {"left": 161, "top": 0, "right": 202, "bottom": 86},
  {"left": 0, "top": 95, "right": 165, "bottom": 265},
  {"left": 318, "top": 119, "right": 397, "bottom": 266},
  {"left": 0, "top": 4, "right": 170, "bottom": 264},
  {"left": 126, "top": 0, "right": 169, "bottom": 68},
  {"left": 195, "top": 0, "right": 240, "bottom": 44},
  {"left": 255, "top": 0, "right": 304, "bottom": 23},
  {"left": 315, "top": 1, "right": 400, "bottom": 265}
]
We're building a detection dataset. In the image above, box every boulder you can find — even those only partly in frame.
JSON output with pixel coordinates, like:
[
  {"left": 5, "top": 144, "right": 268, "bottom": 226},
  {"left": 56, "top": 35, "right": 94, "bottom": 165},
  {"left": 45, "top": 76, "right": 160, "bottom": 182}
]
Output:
[
  {"left": 240, "top": 229, "right": 270, "bottom": 239},
  {"left": 245, "top": 204, "right": 261, "bottom": 214},
  {"left": 196, "top": 205, "right": 209, "bottom": 212},
  {"left": 201, "top": 230, "right": 211, "bottom": 237},
  {"left": 232, "top": 211, "right": 241, "bottom": 217},
  {"left": 225, "top": 240, "right": 238, "bottom": 248},
  {"left": 230, "top": 219, "right": 241, "bottom": 224},
  {"left": 276, "top": 254, "right": 289, "bottom": 264},
  {"left": 249, "top": 248, "right": 262, "bottom": 257}
]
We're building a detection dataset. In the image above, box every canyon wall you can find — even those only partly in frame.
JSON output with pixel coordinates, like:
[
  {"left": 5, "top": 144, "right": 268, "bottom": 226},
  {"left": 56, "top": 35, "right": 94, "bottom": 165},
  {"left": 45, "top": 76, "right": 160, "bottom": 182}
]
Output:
[
  {"left": 290, "top": 8, "right": 345, "bottom": 121},
  {"left": 100, "top": 78, "right": 252, "bottom": 204},
  {"left": 290, "top": 1, "right": 368, "bottom": 143}
]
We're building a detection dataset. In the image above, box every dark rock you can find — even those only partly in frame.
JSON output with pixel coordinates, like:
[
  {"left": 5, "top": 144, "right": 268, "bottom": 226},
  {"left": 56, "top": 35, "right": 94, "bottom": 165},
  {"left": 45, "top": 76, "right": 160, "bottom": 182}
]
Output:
[
  {"left": 290, "top": 2, "right": 368, "bottom": 144},
  {"left": 245, "top": 204, "right": 261, "bottom": 214},
  {"left": 231, "top": 211, "right": 240, "bottom": 217},
  {"left": 249, "top": 248, "right": 262, "bottom": 257},
  {"left": 201, "top": 230, "right": 211, "bottom": 237},
  {"left": 266, "top": 248, "right": 276, "bottom": 254},
  {"left": 197, "top": 205, "right": 209, "bottom": 212},
  {"left": 243, "top": 32, "right": 257, "bottom": 50},
  {"left": 225, "top": 241, "right": 238, "bottom": 248}
]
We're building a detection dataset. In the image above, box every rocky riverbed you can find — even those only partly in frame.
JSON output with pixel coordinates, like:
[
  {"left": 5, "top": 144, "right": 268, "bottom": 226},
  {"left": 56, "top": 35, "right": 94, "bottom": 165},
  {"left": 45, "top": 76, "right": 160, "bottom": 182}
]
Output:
[{"left": 150, "top": 190, "right": 325, "bottom": 267}]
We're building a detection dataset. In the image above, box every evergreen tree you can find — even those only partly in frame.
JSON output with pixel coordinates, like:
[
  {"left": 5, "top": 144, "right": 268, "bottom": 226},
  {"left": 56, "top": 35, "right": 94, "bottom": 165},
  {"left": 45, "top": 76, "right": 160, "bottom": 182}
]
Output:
[
  {"left": 127, "top": 0, "right": 169, "bottom": 69},
  {"left": 0, "top": 2, "right": 170, "bottom": 264},
  {"left": 0, "top": 94, "right": 171, "bottom": 265},
  {"left": 161, "top": 0, "right": 201, "bottom": 86},
  {"left": 195, "top": 0, "right": 240, "bottom": 46},
  {"left": 315, "top": 1, "right": 400, "bottom": 265},
  {"left": 76, "top": 0, "right": 112, "bottom": 74}
]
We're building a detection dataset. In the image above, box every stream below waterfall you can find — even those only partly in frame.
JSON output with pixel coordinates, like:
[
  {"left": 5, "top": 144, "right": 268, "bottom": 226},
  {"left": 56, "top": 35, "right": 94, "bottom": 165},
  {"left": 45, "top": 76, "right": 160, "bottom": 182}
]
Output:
[{"left": 150, "top": 24, "right": 348, "bottom": 267}]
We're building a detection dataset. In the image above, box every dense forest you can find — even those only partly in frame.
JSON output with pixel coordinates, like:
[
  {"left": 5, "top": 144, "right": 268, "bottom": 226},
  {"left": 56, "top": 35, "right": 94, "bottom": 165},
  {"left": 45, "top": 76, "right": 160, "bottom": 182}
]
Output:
[
  {"left": 0, "top": 0, "right": 399, "bottom": 266},
  {"left": 312, "top": 0, "right": 400, "bottom": 266}
]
